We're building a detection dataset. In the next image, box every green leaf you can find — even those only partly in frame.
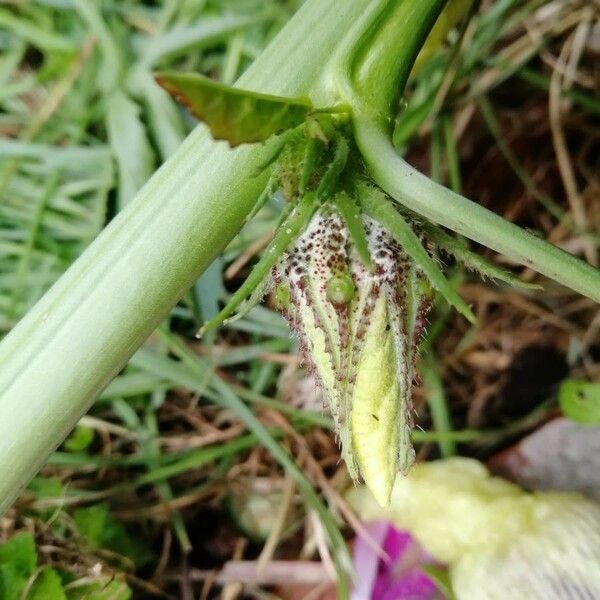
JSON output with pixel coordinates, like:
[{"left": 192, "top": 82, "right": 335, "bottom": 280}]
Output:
[
  {"left": 0, "top": 564, "right": 25, "bottom": 600},
  {"left": 27, "top": 478, "right": 67, "bottom": 527},
  {"left": 559, "top": 380, "right": 600, "bottom": 424},
  {"left": 64, "top": 426, "right": 95, "bottom": 452},
  {"left": 73, "top": 504, "right": 139, "bottom": 563},
  {"left": 74, "top": 504, "right": 108, "bottom": 548},
  {"left": 0, "top": 532, "right": 37, "bottom": 577},
  {"left": 28, "top": 477, "right": 64, "bottom": 499},
  {"left": 29, "top": 568, "right": 66, "bottom": 600},
  {"left": 155, "top": 71, "right": 313, "bottom": 146}
]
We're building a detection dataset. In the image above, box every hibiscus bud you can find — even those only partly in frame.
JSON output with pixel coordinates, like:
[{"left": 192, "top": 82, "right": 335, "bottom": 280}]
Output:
[{"left": 274, "top": 205, "right": 428, "bottom": 506}]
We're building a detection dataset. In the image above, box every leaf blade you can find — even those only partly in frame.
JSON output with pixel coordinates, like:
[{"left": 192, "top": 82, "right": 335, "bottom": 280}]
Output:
[{"left": 155, "top": 71, "right": 313, "bottom": 146}]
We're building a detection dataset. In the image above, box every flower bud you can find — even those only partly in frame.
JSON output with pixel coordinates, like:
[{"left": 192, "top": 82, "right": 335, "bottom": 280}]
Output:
[{"left": 274, "top": 206, "right": 428, "bottom": 506}]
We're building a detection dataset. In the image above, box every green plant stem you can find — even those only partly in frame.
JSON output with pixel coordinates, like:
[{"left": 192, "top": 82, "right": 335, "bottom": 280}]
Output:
[
  {"left": 331, "top": 0, "right": 446, "bottom": 118},
  {"left": 0, "top": 0, "right": 374, "bottom": 518},
  {"left": 355, "top": 117, "right": 600, "bottom": 302}
]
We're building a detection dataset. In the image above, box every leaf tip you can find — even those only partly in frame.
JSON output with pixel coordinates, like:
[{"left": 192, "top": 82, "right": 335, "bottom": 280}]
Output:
[
  {"left": 154, "top": 71, "right": 177, "bottom": 94},
  {"left": 462, "top": 304, "right": 477, "bottom": 325}
]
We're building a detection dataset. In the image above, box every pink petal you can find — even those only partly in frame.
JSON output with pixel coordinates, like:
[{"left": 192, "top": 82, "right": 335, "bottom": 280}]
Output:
[
  {"left": 352, "top": 523, "right": 441, "bottom": 600},
  {"left": 351, "top": 522, "right": 390, "bottom": 600}
]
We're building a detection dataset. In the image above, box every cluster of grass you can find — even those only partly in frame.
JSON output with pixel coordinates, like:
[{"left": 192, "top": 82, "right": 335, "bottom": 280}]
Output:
[
  {"left": 0, "top": 0, "right": 296, "bottom": 329},
  {"left": 1, "top": 0, "right": 598, "bottom": 597}
]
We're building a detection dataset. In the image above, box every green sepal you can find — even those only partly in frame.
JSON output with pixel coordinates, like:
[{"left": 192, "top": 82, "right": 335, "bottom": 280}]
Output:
[
  {"left": 155, "top": 71, "right": 313, "bottom": 146},
  {"left": 356, "top": 181, "right": 476, "bottom": 324},
  {"left": 333, "top": 192, "right": 372, "bottom": 268},
  {"left": 427, "top": 227, "right": 542, "bottom": 290},
  {"left": 300, "top": 137, "right": 327, "bottom": 194},
  {"left": 316, "top": 135, "right": 349, "bottom": 198},
  {"left": 218, "top": 270, "right": 273, "bottom": 329},
  {"left": 251, "top": 131, "right": 292, "bottom": 176},
  {"left": 198, "top": 193, "right": 318, "bottom": 336},
  {"left": 244, "top": 174, "right": 278, "bottom": 225}
]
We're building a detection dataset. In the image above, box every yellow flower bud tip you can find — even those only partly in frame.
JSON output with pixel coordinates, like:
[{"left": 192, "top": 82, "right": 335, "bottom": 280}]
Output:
[{"left": 274, "top": 207, "right": 426, "bottom": 504}]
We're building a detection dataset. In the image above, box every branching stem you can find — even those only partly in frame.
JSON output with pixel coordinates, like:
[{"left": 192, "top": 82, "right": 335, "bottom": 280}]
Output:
[{"left": 355, "top": 117, "right": 600, "bottom": 302}]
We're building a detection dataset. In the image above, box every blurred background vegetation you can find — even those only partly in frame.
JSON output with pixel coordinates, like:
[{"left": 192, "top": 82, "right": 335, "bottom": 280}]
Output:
[{"left": 0, "top": 0, "right": 598, "bottom": 598}]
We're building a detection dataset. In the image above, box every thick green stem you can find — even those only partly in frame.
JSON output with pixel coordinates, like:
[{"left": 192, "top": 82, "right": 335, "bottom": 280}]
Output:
[
  {"left": 356, "top": 118, "right": 600, "bottom": 302},
  {"left": 334, "top": 0, "right": 600, "bottom": 301},
  {"left": 0, "top": 0, "right": 374, "bottom": 517},
  {"left": 330, "top": 0, "right": 446, "bottom": 118}
]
